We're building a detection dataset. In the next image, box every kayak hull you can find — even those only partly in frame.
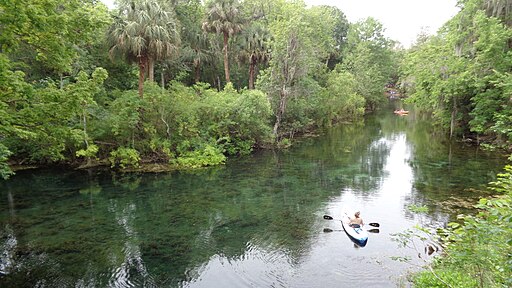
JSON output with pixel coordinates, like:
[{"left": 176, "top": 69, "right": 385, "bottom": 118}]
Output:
[
  {"left": 341, "top": 217, "right": 368, "bottom": 247},
  {"left": 394, "top": 110, "right": 409, "bottom": 115}
]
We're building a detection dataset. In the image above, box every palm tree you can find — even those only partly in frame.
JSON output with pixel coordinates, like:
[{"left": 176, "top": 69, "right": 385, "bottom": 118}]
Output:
[
  {"left": 202, "top": 0, "right": 244, "bottom": 84},
  {"left": 190, "top": 33, "right": 213, "bottom": 83},
  {"left": 108, "top": 0, "right": 180, "bottom": 97},
  {"left": 175, "top": 1, "right": 213, "bottom": 84},
  {"left": 238, "top": 24, "right": 271, "bottom": 89}
]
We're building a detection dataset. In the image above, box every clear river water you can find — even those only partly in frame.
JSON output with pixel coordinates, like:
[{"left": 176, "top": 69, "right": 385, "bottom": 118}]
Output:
[{"left": 0, "top": 101, "right": 507, "bottom": 287}]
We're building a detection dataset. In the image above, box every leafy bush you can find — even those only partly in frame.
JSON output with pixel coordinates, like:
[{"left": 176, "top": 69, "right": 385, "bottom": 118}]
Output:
[
  {"left": 175, "top": 144, "right": 226, "bottom": 168},
  {"left": 408, "top": 204, "right": 429, "bottom": 213},
  {"left": 413, "top": 270, "right": 478, "bottom": 288},
  {"left": 109, "top": 147, "right": 140, "bottom": 169},
  {"left": 323, "top": 69, "right": 365, "bottom": 125},
  {"left": 0, "top": 143, "right": 13, "bottom": 180},
  {"left": 76, "top": 144, "right": 99, "bottom": 159},
  {"left": 412, "top": 164, "right": 512, "bottom": 288},
  {"left": 106, "top": 90, "right": 142, "bottom": 146}
]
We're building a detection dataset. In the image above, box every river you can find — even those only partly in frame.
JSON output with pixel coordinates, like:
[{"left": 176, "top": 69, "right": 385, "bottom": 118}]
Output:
[{"left": 0, "top": 101, "right": 507, "bottom": 287}]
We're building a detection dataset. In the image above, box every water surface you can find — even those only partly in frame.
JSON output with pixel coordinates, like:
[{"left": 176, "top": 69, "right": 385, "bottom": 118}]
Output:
[{"left": 0, "top": 102, "right": 506, "bottom": 287}]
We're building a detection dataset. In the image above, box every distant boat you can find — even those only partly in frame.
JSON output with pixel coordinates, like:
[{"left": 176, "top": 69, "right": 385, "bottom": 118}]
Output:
[{"left": 394, "top": 109, "right": 409, "bottom": 115}]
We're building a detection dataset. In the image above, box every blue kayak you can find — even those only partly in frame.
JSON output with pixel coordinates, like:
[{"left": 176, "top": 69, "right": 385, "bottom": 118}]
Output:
[{"left": 341, "top": 215, "right": 368, "bottom": 247}]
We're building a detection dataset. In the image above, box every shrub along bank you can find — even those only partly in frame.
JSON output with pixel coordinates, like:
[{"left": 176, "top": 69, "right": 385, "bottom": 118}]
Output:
[{"left": 412, "top": 163, "right": 512, "bottom": 287}]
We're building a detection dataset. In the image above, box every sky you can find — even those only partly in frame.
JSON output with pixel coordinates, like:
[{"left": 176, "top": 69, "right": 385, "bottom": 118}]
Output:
[
  {"left": 102, "top": 0, "right": 115, "bottom": 9},
  {"left": 304, "top": 0, "right": 460, "bottom": 47},
  {"left": 100, "top": 0, "right": 460, "bottom": 48}
]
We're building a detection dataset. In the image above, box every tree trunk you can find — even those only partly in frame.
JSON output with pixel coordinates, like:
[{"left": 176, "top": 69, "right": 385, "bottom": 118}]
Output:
[
  {"left": 60, "top": 74, "right": 64, "bottom": 89},
  {"left": 194, "top": 56, "right": 201, "bottom": 83},
  {"left": 148, "top": 58, "right": 155, "bottom": 82},
  {"left": 273, "top": 85, "right": 288, "bottom": 138},
  {"left": 223, "top": 32, "right": 230, "bottom": 83},
  {"left": 249, "top": 54, "right": 256, "bottom": 89},
  {"left": 161, "top": 68, "right": 165, "bottom": 88},
  {"left": 450, "top": 97, "right": 457, "bottom": 138},
  {"left": 7, "top": 188, "right": 15, "bottom": 217},
  {"left": 138, "top": 56, "right": 146, "bottom": 98},
  {"left": 83, "top": 111, "right": 88, "bottom": 149}
]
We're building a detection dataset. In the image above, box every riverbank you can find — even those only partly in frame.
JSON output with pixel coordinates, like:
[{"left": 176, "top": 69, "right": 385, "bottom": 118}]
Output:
[{"left": 411, "top": 164, "right": 512, "bottom": 287}]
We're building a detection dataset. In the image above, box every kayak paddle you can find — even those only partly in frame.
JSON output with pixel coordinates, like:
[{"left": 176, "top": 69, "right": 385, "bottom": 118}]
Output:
[
  {"left": 323, "top": 214, "right": 380, "bottom": 227},
  {"left": 323, "top": 227, "right": 380, "bottom": 233}
]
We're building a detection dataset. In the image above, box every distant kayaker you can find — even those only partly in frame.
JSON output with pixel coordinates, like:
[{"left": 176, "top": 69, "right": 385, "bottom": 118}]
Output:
[{"left": 349, "top": 211, "right": 364, "bottom": 228}]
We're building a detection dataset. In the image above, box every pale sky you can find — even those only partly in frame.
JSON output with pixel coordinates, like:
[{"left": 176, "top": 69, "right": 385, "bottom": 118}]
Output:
[
  {"left": 305, "top": 0, "right": 459, "bottom": 47},
  {"left": 101, "top": 0, "right": 115, "bottom": 9},
  {"left": 101, "top": 0, "right": 460, "bottom": 47}
]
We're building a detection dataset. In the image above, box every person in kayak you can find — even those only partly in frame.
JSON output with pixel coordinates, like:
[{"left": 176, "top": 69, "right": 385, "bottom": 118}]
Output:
[{"left": 349, "top": 211, "right": 364, "bottom": 228}]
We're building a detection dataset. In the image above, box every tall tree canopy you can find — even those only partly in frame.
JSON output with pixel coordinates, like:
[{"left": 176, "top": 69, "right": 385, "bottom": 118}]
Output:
[
  {"left": 401, "top": 0, "right": 512, "bottom": 143},
  {"left": 257, "top": 0, "right": 334, "bottom": 138},
  {"left": 202, "top": 0, "right": 244, "bottom": 84},
  {"left": 0, "top": 0, "right": 401, "bottom": 178},
  {"left": 175, "top": 0, "right": 212, "bottom": 84},
  {"left": 0, "top": 0, "right": 110, "bottom": 76},
  {"left": 342, "top": 17, "right": 396, "bottom": 111},
  {"left": 237, "top": 22, "right": 271, "bottom": 89},
  {"left": 108, "top": 0, "right": 181, "bottom": 97}
]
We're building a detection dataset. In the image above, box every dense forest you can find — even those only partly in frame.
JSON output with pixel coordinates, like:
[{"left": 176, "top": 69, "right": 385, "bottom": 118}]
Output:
[
  {"left": 0, "top": 0, "right": 399, "bottom": 179},
  {"left": 1, "top": 0, "right": 511, "bottom": 180},
  {"left": 401, "top": 0, "right": 512, "bottom": 146}
]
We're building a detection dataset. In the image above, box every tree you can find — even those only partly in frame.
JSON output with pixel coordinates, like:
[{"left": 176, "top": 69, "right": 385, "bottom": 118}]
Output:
[
  {"left": 0, "top": 0, "right": 110, "bottom": 77},
  {"left": 108, "top": 0, "right": 181, "bottom": 97},
  {"left": 202, "top": 0, "right": 244, "bottom": 84},
  {"left": 311, "top": 5, "right": 349, "bottom": 69},
  {"left": 401, "top": 0, "right": 512, "bottom": 142},
  {"left": 258, "top": 0, "right": 333, "bottom": 139},
  {"left": 237, "top": 23, "right": 271, "bottom": 89},
  {"left": 67, "top": 68, "right": 109, "bottom": 165},
  {"left": 175, "top": 0, "right": 212, "bottom": 84},
  {"left": 342, "top": 18, "right": 395, "bottom": 111},
  {"left": 0, "top": 0, "right": 110, "bottom": 177},
  {"left": 0, "top": 55, "right": 33, "bottom": 179}
]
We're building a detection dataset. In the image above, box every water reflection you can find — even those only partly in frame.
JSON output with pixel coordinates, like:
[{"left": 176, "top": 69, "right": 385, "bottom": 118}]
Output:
[{"left": 0, "top": 102, "right": 507, "bottom": 287}]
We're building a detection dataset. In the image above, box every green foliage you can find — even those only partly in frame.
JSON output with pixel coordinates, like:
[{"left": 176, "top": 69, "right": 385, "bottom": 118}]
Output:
[
  {"left": 258, "top": 0, "right": 349, "bottom": 138},
  {"left": 408, "top": 204, "right": 429, "bottom": 213},
  {"left": 0, "top": 143, "right": 13, "bottom": 180},
  {"left": 413, "top": 270, "right": 479, "bottom": 288},
  {"left": 76, "top": 144, "right": 99, "bottom": 160},
  {"left": 174, "top": 0, "right": 210, "bottom": 84},
  {"left": 197, "top": 83, "right": 272, "bottom": 154},
  {"left": 342, "top": 17, "right": 396, "bottom": 111},
  {"left": 1, "top": 0, "right": 399, "bottom": 170},
  {"left": 108, "top": 0, "right": 181, "bottom": 97},
  {"left": 489, "top": 164, "right": 512, "bottom": 195},
  {"left": 0, "top": 0, "right": 110, "bottom": 74},
  {"left": 322, "top": 68, "right": 365, "bottom": 125},
  {"left": 109, "top": 147, "right": 140, "bottom": 169},
  {"left": 0, "top": 54, "right": 35, "bottom": 141},
  {"left": 95, "top": 81, "right": 272, "bottom": 169},
  {"left": 310, "top": 5, "right": 349, "bottom": 69},
  {"left": 2, "top": 68, "right": 108, "bottom": 164},
  {"left": 401, "top": 0, "right": 512, "bottom": 143},
  {"left": 106, "top": 90, "right": 143, "bottom": 145},
  {"left": 202, "top": 0, "right": 244, "bottom": 83},
  {"left": 175, "top": 144, "right": 226, "bottom": 168},
  {"left": 412, "top": 164, "right": 512, "bottom": 288}
]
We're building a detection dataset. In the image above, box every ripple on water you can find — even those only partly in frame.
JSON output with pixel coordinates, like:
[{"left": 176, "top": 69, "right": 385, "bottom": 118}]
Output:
[
  {"left": 109, "top": 265, "right": 134, "bottom": 288},
  {"left": 183, "top": 241, "right": 292, "bottom": 288}
]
